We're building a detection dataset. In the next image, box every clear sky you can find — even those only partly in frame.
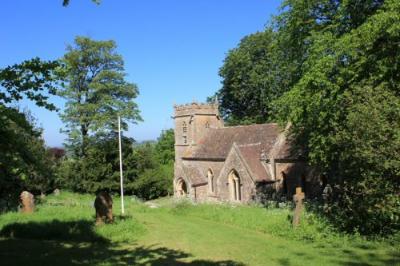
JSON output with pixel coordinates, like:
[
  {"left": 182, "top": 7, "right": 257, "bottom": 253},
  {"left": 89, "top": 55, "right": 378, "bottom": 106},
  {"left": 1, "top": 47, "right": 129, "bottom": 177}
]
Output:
[{"left": 1, "top": 0, "right": 281, "bottom": 147}]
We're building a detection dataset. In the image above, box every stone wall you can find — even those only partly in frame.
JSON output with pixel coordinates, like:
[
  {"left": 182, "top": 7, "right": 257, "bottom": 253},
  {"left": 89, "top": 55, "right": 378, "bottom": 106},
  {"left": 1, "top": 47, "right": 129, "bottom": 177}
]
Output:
[
  {"left": 193, "top": 185, "right": 208, "bottom": 202},
  {"left": 216, "top": 147, "right": 256, "bottom": 203}
]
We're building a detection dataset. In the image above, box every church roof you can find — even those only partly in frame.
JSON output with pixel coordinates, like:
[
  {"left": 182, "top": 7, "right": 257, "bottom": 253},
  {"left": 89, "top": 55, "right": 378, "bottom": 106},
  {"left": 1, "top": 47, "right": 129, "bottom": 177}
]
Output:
[
  {"left": 182, "top": 165, "right": 207, "bottom": 186},
  {"left": 236, "top": 143, "right": 272, "bottom": 182},
  {"left": 185, "top": 123, "right": 281, "bottom": 160}
]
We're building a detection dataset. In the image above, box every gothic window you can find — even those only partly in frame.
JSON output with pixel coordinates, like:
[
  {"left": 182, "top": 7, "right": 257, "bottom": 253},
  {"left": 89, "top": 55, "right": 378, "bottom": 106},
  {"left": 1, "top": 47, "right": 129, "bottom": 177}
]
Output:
[
  {"left": 228, "top": 170, "right": 241, "bottom": 201},
  {"left": 207, "top": 169, "right": 214, "bottom": 193},
  {"left": 205, "top": 121, "right": 210, "bottom": 128},
  {"left": 176, "top": 178, "right": 188, "bottom": 197}
]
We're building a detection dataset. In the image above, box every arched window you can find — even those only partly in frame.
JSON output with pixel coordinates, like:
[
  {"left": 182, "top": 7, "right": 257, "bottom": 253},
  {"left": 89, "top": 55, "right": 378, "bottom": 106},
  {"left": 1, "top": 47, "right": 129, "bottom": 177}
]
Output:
[
  {"left": 228, "top": 170, "right": 241, "bottom": 201},
  {"left": 207, "top": 169, "right": 214, "bottom": 193},
  {"left": 176, "top": 178, "right": 188, "bottom": 197},
  {"left": 205, "top": 121, "right": 210, "bottom": 128}
]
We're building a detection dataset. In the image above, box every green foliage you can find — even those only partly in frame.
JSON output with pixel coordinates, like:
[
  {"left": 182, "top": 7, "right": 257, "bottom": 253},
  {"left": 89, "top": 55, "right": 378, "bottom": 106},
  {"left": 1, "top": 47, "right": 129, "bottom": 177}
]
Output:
[
  {"left": 216, "top": 0, "right": 399, "bottom": 235},
  {"left": 58, "top": 130, "right": 175, "bottom": 201},
  {"left": 0, "top": 58, "right": 60, "bottom": 111},
  {"left": 0, "top": 57, "right": 60, "bottom": 208},
  {"left": 274, "top": 0, "right": 400, "bottom": 234},
  {"left": 129, "top": 164, "right": 173, "bottom": 200},
  {"left": 58, "top": 133, "right": 136, "bottom": 193},
  {"left": 216, "top": 30, "right": 289, "bottom": 125},
  {"left": 154, "top": 129, "right": 175, "bottom": 164},
  {"left": 59, "top": 36, "right": 142, "bottom": 157},
  {"left": 0, "top": 107, "right": 55, "bottom": 209},
  {"left": 0, "top": 193, "right": 398, "bottom": 265},
  {"left": 0, "top": 192, "right": 145, "bottom": 244},
  {"left": 126, "top": 130, "right": 175, "bottom": 200}
]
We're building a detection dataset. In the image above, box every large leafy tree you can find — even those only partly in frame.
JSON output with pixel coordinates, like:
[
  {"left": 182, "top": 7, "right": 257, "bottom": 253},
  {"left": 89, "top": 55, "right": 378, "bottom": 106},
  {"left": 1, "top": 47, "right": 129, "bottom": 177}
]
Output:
[
  {"left": 216, "top": 0, "right": 398, "bottom": 234},
  {"left": 0, "top": 58, "right": 59, "bottom": 110},
  {"left": 154, "top": 129, "right": 175, "bottom": 164},
  {"left": 217, "top": 0, "right": 386, "bottom": 126},
  {"left": 58, "top": 133, "right": 136, "bottom": 193},
  {"left": 0, "top": 58, "right": 59, "bottom": 207},
  {"left": 59, "top": 36, "right": 142, "bottom": 157},
  {"left": 275, "top": 0, "right": 399, "bottom": 234},
  {"left": 217, "top": 30, "right": 285, "bottom": 125}
]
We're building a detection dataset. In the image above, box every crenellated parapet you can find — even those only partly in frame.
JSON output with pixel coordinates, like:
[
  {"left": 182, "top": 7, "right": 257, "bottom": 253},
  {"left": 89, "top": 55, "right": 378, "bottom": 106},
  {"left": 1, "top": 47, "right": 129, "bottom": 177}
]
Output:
[{"left": 173, "top": 102, "right": 219, "bottom": 117}]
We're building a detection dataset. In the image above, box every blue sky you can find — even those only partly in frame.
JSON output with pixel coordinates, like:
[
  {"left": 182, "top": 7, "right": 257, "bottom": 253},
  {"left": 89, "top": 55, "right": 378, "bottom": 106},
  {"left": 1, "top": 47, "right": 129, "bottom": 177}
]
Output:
[{"left": 1, "top": 0, "right": 281, "bottom": 147}]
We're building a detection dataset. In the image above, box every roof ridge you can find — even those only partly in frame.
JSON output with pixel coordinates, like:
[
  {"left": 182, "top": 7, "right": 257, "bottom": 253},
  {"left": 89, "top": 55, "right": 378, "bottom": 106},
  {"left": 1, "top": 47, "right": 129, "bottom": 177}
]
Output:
[
  {"left": 212, "top": 122, "right": 278, "bottom": 130},
  {"left": 236, "top": 142, "right": 262, "bottom": 147}
]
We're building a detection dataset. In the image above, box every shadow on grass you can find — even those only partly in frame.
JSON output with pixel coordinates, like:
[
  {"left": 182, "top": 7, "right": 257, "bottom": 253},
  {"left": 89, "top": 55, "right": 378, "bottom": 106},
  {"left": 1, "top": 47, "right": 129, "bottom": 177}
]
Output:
[
  {"left": 332, "top": 248, "right": 400, "bottom": 266},
  {"left": 0, "top": 220, "right": 108, "bottom": 243},
  {"left": 0, "top": 220, "right": 244, "bottom": 266}
]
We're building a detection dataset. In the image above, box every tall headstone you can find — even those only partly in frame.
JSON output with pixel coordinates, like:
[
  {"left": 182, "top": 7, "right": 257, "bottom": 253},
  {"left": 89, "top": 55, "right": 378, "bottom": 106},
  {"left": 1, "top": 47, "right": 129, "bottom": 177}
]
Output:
[
  {"left": 94, "top": 191, "right": 113, "bottom": 225},
  {"left": 292, "top": 187, "right": 305, "bottom": 228},
  {"left": 20, "top": 191, "right": 35, "bottom": 213}
]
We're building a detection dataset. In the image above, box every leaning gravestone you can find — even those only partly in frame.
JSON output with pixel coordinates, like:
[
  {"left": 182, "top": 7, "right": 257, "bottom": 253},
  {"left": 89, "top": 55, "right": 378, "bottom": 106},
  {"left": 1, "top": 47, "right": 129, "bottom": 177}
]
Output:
[
  {"left": 292, "top": 187, "right": 305, "bottom": 228},
  {"left": 94, "top": 191, "right": 113, "bottom": 225},
  {"left": 20, "top": 191, "right": 35, "bottom": 213}
]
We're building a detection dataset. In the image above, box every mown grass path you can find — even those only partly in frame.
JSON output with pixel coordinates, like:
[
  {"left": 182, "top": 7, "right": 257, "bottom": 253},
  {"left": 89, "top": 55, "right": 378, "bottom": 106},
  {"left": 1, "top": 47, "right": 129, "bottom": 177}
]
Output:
[
  {"left": 0, "top": 193, "right": 399, "bottom": 265},
  {"left": 134, "top": 205, "right": 399, "bottom": 266}
]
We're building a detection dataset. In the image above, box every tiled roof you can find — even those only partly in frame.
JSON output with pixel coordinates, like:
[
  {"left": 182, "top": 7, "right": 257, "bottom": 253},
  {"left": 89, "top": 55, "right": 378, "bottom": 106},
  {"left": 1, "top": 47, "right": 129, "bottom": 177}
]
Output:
[
  {"left": 187, "top": 123, "right": 281, "bottom": 159},
  {"left": 237, "top": 143, "right": 272, "bottom": 182},
  {"left": 182, "top": 165, "right": 207, "bottom": 186}
]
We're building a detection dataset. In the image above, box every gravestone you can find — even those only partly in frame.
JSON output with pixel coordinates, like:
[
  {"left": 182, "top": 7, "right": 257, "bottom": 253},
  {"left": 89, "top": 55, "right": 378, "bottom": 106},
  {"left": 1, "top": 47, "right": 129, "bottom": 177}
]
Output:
[
  {"left": 94, "top": 191, "right": 113, "bottom": 225},
  {"left": 53, "top": 189, "right": 60, "bottom": 196},
  {"left": 292, "top": 187, "right": 305, "bottom": 228},
  {"left": 20, "top": 191, "right": 35, "bottom": 213}
]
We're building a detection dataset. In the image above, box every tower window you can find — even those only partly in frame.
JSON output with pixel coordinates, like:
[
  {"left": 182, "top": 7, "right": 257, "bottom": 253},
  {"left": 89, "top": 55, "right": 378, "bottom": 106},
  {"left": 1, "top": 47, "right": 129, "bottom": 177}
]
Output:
[
  {"left": 182, "top": 122, "right": 187, "bottom": 133},
  {"left": 183, "top": 136, "right": 187, "bottom": 144}
]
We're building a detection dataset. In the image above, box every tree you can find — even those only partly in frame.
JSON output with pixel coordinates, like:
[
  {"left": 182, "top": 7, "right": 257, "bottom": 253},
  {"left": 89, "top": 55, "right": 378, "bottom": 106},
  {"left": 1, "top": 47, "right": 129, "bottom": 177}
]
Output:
[
  {"left": 0, "top": 58, "right": 60, "bottom": 208},
  {"left": 0, "top": 58, "right": 60, "bottom": 111},
  {"left": 0, "top": 107, "right": 56, "bottom": 209},
  {"left": 59, "top": 36, "right": 142, "bottom": 157},
  {"left": 215, "top": 0, "right": 398, "bottom": 234},
  {"left": 154, "top": 129, "right": 175, "bottom": 164},
  {"left": 216, "top": 30, "right": 288, "bottom": 125},
  {"left": 58, "top": 131, "right": 175, "bottom": 200},
  {"left": 58, "top": 133, "right": 137, "bottom": 193},
  {"left": 274, "top": 0, "right": 399, "bottom": 234}
]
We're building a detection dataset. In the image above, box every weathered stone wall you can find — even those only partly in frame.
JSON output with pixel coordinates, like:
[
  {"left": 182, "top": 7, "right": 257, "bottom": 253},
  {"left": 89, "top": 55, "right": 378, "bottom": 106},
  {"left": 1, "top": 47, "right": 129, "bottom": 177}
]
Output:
[
  {"left": 274, "top": 162, "right": 321, "bottom": 199},
  {"left": 216, "top": 148, "right": 256, "bottom": 203},
  {"left": 173, "top": 102, "right": 223, "bottom": 161},
  {"left": 193, "top": 185, "right": 208, "bottom": 202},
  {"left": 174, "top": 159, "right": 224, "bottom": 200}
]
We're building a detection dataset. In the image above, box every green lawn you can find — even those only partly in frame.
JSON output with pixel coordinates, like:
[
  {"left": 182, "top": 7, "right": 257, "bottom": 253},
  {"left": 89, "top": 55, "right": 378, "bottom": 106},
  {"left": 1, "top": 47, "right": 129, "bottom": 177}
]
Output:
[{"left": 0, "top": 192, "right": 398, "bottom": 266}]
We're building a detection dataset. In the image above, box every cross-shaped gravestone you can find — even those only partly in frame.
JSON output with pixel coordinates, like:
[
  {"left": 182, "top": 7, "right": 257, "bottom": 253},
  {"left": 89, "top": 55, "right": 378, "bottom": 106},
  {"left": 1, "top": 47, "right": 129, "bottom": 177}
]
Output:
[{"left": 292, "top": 187, "right": 305, "bottom": 228}]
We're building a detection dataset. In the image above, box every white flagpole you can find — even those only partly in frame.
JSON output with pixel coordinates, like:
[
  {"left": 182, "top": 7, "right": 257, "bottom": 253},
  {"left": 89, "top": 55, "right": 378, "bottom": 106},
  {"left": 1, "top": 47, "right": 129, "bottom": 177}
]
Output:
[{"left": 118, "top": 115, "right": 125, "bottom": 215}]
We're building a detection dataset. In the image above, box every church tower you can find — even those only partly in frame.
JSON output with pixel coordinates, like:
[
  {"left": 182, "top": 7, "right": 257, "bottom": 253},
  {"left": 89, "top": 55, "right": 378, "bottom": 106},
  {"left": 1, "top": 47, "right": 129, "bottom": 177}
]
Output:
[{"left": 173, "top": 102, "right": 223, "bottom": 160}]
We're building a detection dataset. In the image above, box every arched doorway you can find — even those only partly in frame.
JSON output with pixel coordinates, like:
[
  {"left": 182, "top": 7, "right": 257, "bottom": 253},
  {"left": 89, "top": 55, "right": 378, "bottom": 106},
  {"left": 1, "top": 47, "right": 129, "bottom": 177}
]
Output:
[
  {"left": 207, "top": 169, "right": 214, "bottom": 193},
  {"left": 228, "top": 170, "right": 241, "bottom": 201},
  {"left": 176, "top": 178, "right": 188, "bottom": 197}
]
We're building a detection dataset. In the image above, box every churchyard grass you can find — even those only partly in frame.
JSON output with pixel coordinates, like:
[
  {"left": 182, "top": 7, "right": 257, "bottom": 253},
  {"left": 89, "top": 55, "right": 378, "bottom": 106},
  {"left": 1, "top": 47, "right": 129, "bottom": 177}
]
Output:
[{"left": 0, "top": 192, "right": 398, "bottom": 265}]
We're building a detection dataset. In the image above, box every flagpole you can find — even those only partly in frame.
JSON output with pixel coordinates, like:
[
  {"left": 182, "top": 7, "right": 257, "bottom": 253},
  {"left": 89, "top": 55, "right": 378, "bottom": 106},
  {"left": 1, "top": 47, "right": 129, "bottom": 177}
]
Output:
[{"left": 118, "top": 115, "right": 125, "bottom": 215}]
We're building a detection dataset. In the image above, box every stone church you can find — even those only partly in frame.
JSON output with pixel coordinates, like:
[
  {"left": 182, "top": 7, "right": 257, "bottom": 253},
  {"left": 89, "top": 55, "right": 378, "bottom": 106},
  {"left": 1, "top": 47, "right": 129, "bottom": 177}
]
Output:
[{"left": 173, "top": 102, "right": 308, "bottom": 203}]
